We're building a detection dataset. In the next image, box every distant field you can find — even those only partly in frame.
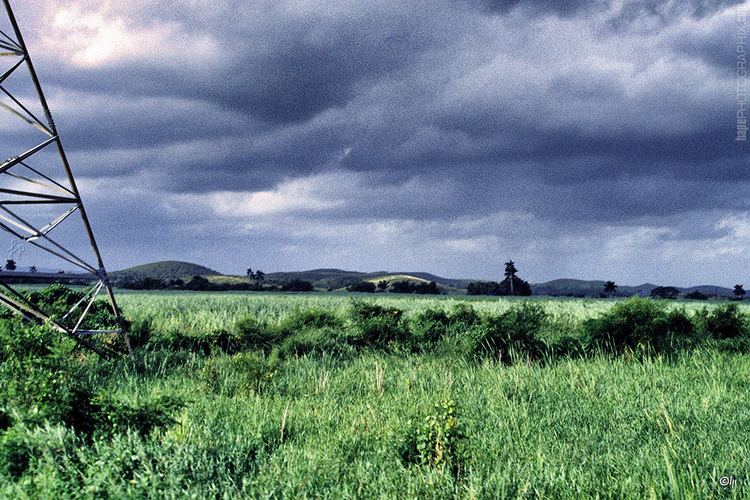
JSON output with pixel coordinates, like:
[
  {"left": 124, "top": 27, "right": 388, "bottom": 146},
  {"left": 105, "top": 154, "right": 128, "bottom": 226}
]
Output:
[
  {"left": 115, "top": 290, "right": 749, "bottom": 336},
  {"left": 3, "top": 291, "right": 750, "bottom": 497}
]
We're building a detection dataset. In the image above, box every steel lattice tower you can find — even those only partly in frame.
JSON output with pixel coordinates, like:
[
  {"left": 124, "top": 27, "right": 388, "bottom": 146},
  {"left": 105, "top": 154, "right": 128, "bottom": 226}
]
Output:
[{"left": 0, "top": 1, "right": 131, "bottom": 355}]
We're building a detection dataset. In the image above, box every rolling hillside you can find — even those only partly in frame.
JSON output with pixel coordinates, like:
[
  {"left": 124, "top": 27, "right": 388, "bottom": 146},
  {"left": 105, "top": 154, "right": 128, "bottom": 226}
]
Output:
[
  {"left": 111, "top": 261, "right": 221, "bottom": 282},
  {"left": 111, "top": 261, "right": 736, "bottom": 297}
]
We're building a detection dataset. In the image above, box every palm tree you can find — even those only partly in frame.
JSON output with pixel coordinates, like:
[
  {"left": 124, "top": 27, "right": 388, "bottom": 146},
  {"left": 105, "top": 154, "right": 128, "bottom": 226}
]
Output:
[
  {"left": 603, "top": 281, "right": 617, "bottom": 298},
  {"left": 5, "top": 259, "right": 16, "bottom": 271},
  {"left": 734, "top": 284, "right": 746, "bottom": 300},
  {"left": 504, "top": 260, "right": 518, "bottom": 294},
  {"left": 29, "top": 265, "right": 37, "bottom": 273}
]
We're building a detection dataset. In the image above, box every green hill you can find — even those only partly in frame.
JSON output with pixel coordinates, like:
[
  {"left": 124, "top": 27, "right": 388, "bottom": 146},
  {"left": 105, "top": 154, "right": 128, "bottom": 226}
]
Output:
[
  {"left": 265, "top": 269, "right": 368, "bottom": 290},
  {"left": 111, "top": 261, "right": 221, "bottom": 282}
]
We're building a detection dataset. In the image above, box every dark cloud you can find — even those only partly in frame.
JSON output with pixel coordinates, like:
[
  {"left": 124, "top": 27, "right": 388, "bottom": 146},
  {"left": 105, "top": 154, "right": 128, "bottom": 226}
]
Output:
[
  {"left": 0, "top": 0, "right": 746, "bottom": 284},
  {"left": 475, "top": 0, "right": 604, "bottom": 17}
]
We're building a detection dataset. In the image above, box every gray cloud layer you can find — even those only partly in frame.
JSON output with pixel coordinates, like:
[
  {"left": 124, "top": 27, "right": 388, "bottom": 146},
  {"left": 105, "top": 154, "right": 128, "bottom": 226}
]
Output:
[{"left": 0, "top": 0, "right": 747, "bottom": 285}]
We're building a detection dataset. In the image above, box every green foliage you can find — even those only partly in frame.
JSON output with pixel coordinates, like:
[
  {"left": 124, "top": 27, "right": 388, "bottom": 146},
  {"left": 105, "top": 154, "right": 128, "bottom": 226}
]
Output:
[
  {"left": 127, "top": 318, "right": 152, "bottom": 350},
  {"left": 410, "top": 304, "right": 482, "bottom": 347},
  {"left": 281, "top": 279, "right": 315, "bottom": 292},
  {"left": 201, "top": 352, "right": 279, "bottom": 395},
  {"left": 698, "top": 303, "right": 747, "bottom": 339},
  {"left": 279, "top": 327, "right": 354, "bottom": 358},
  {"left": 92, "top": 395, "right": 184, "bottom": 437},
  {"left": 650, "top": 286, "right": 681, "bottom": 299},
  {"left": 585, "top": 297, "right": 696, "bottom": 355},
  {"left": 24, "top": 284, "right": 119, "bottom": 330},
  {"left": 4, "top": 291, "right": 750, "bottom": 496},
  {"left": 347, "top": 281, "right": 376, "bottom": 293},
  {"left": 684, "top": 290, "right": 709, "bottom": 300},
  {"left": 277, "top": 308, "right": 340, "bottom": 334},
  {"left": 0, "top": 321, "right": 87, "bottom": 429},
  {"left": 476, "top": 302, "right": 547, "bottom": 362},
  {"left": 347, "top": 301, "right": 408, "bottom": 348},
  {"left": 402, "top": 399, "right": 465, "bottom": 475},
  {"left": 389, "top": 280, "right": 441, "bottom": 294},
  {"left": 0, "top": 426, "right": 32, "bottom": 479}
]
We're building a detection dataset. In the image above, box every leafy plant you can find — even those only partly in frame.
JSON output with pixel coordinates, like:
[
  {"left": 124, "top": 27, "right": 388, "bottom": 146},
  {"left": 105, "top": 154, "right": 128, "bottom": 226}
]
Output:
[
  {"left": 476, "top": 302, "right": 547, "bottom": 362},
  {"left": 585, "top": 297, "right": 695, "bottom": 355},
  {"left": 698, "top": 304, "right": 747, "bottom": 340},
  {"left": 402, "top": 399, "right": 466, "bottom": 476},
  {"left": 0, "top": 426, "right": 32, "bottom": 479},
  {"left": 347, "top": 301, "right": 408, "bottom": 348}
]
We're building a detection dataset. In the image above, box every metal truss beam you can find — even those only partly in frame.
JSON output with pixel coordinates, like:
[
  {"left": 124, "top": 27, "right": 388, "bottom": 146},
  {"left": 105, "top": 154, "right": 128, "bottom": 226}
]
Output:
[{"left": 0, "top": 1, "right": 131, "bottom": 355}]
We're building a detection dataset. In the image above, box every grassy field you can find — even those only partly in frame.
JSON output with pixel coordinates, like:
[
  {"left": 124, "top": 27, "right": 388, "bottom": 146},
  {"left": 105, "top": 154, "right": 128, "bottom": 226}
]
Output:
[{"left": 2, "top": 291, "right": 750, "bottom": 497}]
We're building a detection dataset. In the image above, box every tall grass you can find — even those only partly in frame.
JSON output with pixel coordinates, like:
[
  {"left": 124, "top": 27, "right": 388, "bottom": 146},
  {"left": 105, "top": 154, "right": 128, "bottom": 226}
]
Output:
[{"left": 2, "top": 291, "right": 750, "bottom": 497}]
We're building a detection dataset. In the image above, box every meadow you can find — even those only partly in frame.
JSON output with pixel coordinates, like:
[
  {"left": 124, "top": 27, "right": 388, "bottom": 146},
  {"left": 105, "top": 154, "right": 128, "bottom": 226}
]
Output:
[{"left": 2, "top": 291, "right": 750, "bottom": 498}]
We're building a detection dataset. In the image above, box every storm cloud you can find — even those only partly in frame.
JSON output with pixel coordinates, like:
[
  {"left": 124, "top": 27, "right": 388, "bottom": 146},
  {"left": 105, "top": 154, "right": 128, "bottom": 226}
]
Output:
[{"left": 1, "top": 0, "right": 748, "bottom": 285}]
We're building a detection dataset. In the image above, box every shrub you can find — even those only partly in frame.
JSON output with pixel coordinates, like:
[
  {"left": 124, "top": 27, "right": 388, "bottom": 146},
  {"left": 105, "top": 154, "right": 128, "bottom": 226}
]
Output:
[
  {"left": 410, "top": 304, "right": 481, "bottom": 348},
  {"left": 650, "top": 286, "right": 680, "bottom": 299},
  {"left": 347, "top": 301, "right": 408, "bottom": 348},
  {"left": 281, "top": 280, "right": 314, "bottom": 292},
  {"left": 0, "top": 426, "right": 32, "bottom": 479},
  {"left": 0, "top": 407, "right": 10, "bottom": 431},
  {"left": 585, "top": 297, "right": 695, "bottom": 355},
  {"left": 411, "top": 309, "right": 452, "bottom": 345},
  {"left": 0, "top": 321, "right": 89, "bottom": 429},
  {"left": 235, "top": 316, "right": 276, "bottom": 350},
  {"left": 684, "top": 290, "right": 709, "bottom": 300},
  {"left": 348, "top": 281, "right": 376, "bottom": 293},
  {"left": 402, "top": 399, "right": 465, "bottom": 476},
  {"left": 550, "top": 335, "right": 590, "bottom": 359},
  {"left": 24, "top": 284, "right": 119, "bottom": 330},
  {"left": 698, "top": 304, "right": 747, "bottom": 340},
  {"left": 476, "top": 303, "right": 547, "bottom": 362}
]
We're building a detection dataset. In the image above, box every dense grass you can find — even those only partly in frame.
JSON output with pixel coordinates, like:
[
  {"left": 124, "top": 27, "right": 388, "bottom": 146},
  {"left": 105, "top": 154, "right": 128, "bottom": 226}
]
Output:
[{"left": 2, "top": 291, "right": 750, "bottom": 497}]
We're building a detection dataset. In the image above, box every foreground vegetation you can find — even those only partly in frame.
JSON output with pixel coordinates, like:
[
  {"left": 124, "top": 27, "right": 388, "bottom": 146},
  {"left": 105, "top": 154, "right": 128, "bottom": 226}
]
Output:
[{"left": 2, "top": 291, "right": 750, "bottom": 497}]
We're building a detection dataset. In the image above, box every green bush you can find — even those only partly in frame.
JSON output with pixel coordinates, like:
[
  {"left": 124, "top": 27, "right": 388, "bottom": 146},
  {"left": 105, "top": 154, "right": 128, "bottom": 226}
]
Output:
[
  {"left": 0, "top": 321, "right": 89, "bottom": 429},
  {"left": 476, "top": 303, "right": 547, "bottom": 362},
  {"left": 24, "top": 284, "right": 119, "bottom": 331},
  {"left": 0, "top": 407, "right": 10, "bottom": 431},
  {"left": 0, "top": 426, "right": 33, "bottom": 479},
  {"left": 411, "top": 304, "right": 482, "bottom": 350},
  {"left": 698, "top": 304, "right": 747, "bottom": 340},
  {"left": 402, "top": 399, "right": 466, "bottom": 476},
  {"left": 411, "top": 309, "right": 452, "bottom": 345},
  {"left": 347, "top": 301, "right": 408, "bottom": 349},
  {"left": 585, "top": 298, "right": 695, "bottom": 355},
  {"left": 235, "top": 316, "right": 276, "bottom": 350}
]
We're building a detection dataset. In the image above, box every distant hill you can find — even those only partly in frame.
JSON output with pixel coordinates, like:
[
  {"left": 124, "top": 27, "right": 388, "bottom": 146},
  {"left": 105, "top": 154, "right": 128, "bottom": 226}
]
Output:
[
  {"left": 265, "top": 269, "right": 368, "bottom": 289},
  {"left": 111, "top": 261, "right": 221, "bottom": 282},
  {"left": 111, "top": 262, "right": 736, "bottom": 297},
  {"left": 531, "top": 279, "right": 732, "bottom": 297},
  {"left": 265, "top": 269, "right": 470, "bottom": 290}
]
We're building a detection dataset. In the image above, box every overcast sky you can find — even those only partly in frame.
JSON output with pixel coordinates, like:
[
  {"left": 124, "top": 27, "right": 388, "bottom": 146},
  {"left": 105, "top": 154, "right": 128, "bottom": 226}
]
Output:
[{"left": 2, "top": 0, "right": 749, "bottom": 285}]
